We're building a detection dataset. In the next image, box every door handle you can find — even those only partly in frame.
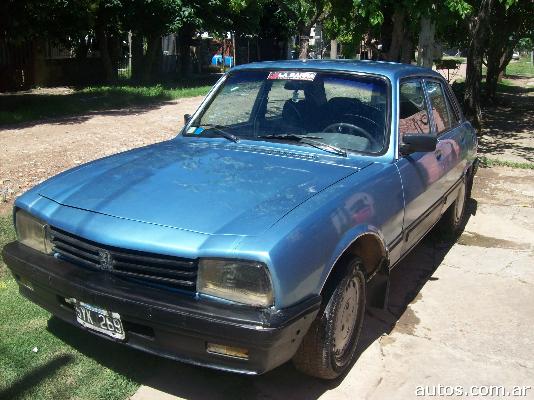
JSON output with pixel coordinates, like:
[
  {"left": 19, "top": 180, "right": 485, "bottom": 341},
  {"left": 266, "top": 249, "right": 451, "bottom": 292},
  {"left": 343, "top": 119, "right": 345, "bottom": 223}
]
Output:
[{"left": 435, "top": 150, "right": 442, "bottom": 160}]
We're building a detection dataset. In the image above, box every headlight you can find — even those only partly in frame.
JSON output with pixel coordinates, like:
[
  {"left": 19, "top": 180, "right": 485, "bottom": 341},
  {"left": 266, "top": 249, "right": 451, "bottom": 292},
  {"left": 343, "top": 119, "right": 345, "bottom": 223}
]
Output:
[
  {"left": 15, "top": 209, "right": 53, "bottom": 254},
  {"left": 197, "top": 259, "right": 274, "bottom": 307}
]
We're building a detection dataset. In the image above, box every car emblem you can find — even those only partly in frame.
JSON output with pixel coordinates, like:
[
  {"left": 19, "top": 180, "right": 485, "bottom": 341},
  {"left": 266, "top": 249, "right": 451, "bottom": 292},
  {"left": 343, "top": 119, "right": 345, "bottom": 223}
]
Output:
[{"left": 98, "top": 249, "right": 113, "bottom": 271}]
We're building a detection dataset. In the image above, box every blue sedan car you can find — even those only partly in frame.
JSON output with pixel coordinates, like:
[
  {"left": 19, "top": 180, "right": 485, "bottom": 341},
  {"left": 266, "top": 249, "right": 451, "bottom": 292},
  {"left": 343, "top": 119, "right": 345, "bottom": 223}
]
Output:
[{"left": 3, "top": 60, "right": 477, "bottom": 379}]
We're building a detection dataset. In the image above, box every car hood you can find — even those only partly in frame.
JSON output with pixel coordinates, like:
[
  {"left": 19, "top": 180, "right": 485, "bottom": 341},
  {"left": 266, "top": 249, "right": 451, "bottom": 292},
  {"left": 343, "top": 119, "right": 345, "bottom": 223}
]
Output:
[{"left": 38, "top": 138, "right": 370, "bottom": 236}]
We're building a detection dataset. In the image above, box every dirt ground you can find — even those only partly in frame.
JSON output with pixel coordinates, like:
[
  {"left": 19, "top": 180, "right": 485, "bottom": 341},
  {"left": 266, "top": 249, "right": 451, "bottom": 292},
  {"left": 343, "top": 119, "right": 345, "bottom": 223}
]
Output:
[
  {"left": 478, "top": 76, "right": 534, "bottom": 163},
  {"left": 435, "top": 63, "right": 534, "bottom": 164},
  {"left": 0, "top": 96, "right": 203, "bottom": 214}
]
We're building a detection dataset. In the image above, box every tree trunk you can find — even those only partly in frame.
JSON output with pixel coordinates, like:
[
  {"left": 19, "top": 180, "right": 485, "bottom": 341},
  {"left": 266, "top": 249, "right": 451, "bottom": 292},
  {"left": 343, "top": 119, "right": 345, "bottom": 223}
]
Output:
[
  {"left": 96, "top": 23, "right": 116, "bottom": 84},
  {"left": 417, "top": 16, "right": 436, "bottom": 68},
  {"left": 299, "top": 34, "right": 310, "bottom": 60},
  {"left": 484, "top": 0, "right": 518, "bottom": 101},
  {"left": 486, "top": 47, "right": 512, "bottom": 100},
  {"left": 232, "top": 32, "right": 236, "bottom": 66},
  {"left": 464, "top": 0, "right": 494, "bottom": 133},
  {"left": 486, "top": 44, "right": 514, "bottom": 100},
  {"left": 31, "top": 39, "right": 47, "bottom": 87},
  {"left": 143, "top": 35, "right": 161, "bottom": 83},
  {"left": 178, "top": 25, "right": 193, "bottom": 76},
  {"left": 383, "top": 8, "right": 405, "bottom": 62},
  {"left": 131, "top": 34, "right": 144, "bottom": 83},
  {"left": 330, "top": 39, "right": 338, "bottom": 59},
  {"left": 400, "top": 37, "right": 414, "bottom": 64}
]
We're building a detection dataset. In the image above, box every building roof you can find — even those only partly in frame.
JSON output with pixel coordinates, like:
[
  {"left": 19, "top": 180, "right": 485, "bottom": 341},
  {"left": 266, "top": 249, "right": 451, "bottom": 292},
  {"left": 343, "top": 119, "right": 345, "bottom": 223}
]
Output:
[{"left": 232, "top": 59, "right": 442, "bottom": 81}]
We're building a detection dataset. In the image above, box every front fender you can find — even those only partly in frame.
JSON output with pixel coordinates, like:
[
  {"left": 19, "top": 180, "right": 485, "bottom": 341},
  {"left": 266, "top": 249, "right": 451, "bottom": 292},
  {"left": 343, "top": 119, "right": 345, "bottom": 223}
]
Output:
[
  {"left": 235, "top": 163, "right": 403, "bottom": 309},
  {"left": 318, "top": 224, "right": 387, "bottom": 293}
]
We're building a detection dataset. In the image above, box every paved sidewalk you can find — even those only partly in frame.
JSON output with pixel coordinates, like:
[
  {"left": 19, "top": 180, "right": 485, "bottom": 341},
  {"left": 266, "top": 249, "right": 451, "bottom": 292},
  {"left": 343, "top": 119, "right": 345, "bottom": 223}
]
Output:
[{"left": 131, "top": 167, "right": 534, "bottom": 400}]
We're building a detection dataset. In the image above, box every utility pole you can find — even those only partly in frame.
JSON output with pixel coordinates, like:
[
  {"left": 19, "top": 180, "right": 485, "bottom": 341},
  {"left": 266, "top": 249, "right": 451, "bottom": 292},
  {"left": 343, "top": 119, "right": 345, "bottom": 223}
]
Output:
[
  {"left": 128, "top": 31, "right": 132, "bottom": 74},
  {"left": 232, "top": 32, "right": 236, "bottom": 67},
  {"left": 221, "top": 35, "right": 226, "bottom": 72}
]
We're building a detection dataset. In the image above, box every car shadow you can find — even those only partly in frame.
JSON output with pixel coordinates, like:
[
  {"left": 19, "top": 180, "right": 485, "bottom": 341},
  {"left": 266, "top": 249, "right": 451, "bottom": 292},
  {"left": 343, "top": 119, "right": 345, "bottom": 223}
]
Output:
[
  {"left": 45, "top": 200, "right": 477, "bottom": 399},
  {"left": 0, "top": 100, "right": 180, "bottom": 131},
  {"left": 0, "top": 354, "right": 74, "bottom": 399}
]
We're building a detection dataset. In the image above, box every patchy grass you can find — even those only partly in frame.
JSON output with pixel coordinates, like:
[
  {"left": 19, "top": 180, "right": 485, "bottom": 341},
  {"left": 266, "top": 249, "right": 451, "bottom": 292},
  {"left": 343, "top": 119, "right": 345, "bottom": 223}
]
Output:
[
  {"left": 441, "top": 55, "right": 467, "bottom": 63},
  {"left": 0, "top": 215, "right": 15, "bottom": 277},
  {"left": 481, "top": 56, "right": 533, "bottom": 80},
  {"left": 0, "top": 82, "right": 212, "bottom": 126},
  {"left": 491, "top": 78, "right": 534, "bottom": 94},
  {"left": 479, "top": 156, "right": 534, "bottom": 170},
  {"left": 0, "top": 215, "right": 158, "bottom": 399},
  {"left": 505, "top": 56, "right": 534, "bottom": 78},
  {"left": 451, "top": 75, "right": 534, "bottom": 100}
]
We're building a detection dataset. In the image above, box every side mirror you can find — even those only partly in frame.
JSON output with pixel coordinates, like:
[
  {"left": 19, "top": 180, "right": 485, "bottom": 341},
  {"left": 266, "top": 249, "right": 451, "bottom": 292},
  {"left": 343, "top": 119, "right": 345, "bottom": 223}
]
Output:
[
  {"left": 184, "top": 113, "right": 191, "bottom": 125},
  {"left": 400, "top": 134, "right": 437, "bottom": 155}
]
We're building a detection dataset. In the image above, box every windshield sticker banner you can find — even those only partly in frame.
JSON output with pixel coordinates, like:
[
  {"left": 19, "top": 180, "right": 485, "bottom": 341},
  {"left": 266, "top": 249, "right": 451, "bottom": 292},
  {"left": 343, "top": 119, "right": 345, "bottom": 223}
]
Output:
[{"left": 267, "top": 71, "right": 317, "bottom": 81}]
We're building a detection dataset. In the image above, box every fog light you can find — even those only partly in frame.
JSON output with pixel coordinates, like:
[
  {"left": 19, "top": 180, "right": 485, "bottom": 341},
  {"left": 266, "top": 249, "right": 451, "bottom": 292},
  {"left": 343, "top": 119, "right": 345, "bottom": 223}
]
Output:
[{"left": 206, "top": 343, "right": 249, "bottom": 360}]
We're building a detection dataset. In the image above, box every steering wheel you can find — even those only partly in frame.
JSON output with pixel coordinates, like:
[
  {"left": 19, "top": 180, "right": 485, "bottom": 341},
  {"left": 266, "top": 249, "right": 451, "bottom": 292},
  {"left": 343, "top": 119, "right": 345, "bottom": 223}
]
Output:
[{"left": 322, "top": 122, "right": 375, "bottom": 144}]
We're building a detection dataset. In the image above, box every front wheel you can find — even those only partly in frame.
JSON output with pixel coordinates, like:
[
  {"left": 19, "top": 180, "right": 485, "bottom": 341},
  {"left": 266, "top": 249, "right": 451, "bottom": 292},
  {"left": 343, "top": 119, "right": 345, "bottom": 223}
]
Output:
[{"left": 292, "top": 258, "right": 366, "bottom": 379}]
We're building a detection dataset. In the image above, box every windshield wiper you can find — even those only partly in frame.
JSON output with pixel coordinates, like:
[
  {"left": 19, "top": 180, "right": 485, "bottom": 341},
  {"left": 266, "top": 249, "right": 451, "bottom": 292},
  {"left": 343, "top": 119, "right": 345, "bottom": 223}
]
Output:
[
  {"left": 196, "top": 124, "right": 239, "bottom": 143},
  {"left": 258, "top": 134, "right": 324, "bottom": 140},
  {"left": 258, "top": 134, "right": 347, "bottom": 157}
]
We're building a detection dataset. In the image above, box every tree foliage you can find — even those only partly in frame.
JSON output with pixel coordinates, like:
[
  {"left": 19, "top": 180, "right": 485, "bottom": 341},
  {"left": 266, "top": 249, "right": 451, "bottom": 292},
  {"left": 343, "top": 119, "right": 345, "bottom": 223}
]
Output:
[
  {"left": 484, "top": 0, "right": 534, "bottom": 99},
  {"left": 2, "top": 0, "right": 533, "bottom": 128}
]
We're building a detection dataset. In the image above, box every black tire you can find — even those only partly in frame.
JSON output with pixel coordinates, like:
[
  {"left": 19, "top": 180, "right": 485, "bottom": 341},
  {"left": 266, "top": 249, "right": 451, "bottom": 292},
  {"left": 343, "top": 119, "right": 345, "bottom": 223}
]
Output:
[
  {"left": 439, "top": 176, "right": 468, "bottom": 236},
  {"left": 292, "top": 258, "right": 366, "bottom": 380}
]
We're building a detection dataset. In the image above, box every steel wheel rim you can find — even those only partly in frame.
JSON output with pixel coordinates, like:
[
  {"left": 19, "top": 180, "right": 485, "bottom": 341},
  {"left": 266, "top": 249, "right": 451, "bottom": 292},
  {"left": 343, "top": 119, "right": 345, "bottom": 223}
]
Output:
[{"left": 333, "top": 276, "right": 359, "bottom": 361}]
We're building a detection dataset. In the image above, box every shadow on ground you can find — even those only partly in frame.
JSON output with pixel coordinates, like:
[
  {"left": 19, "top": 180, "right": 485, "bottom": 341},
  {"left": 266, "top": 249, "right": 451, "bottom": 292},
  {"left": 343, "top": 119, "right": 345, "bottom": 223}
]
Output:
[
  {"left": 0, "top": 94, "right": 185, "bottom": 131},
  {"left": 0, "top": 101, "right": 180, "bottom": 131},
  {"left": 477, "top": 76, "right": 534, "bottom": 163},
  {"left": 0, "top": 76, "right": 218, "bottom": 129},
  {"left": 34, "top": 200, "right": 476, "bottom": 400},
  {"left": 0, "top": 355, "right": 75, "bottom": 399}
]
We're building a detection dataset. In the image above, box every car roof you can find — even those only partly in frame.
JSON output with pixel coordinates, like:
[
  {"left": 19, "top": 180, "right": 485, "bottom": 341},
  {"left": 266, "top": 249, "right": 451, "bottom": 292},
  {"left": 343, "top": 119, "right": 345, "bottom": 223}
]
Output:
[{"left": 231, "top": 59, "right": 443, "bottom": 82}]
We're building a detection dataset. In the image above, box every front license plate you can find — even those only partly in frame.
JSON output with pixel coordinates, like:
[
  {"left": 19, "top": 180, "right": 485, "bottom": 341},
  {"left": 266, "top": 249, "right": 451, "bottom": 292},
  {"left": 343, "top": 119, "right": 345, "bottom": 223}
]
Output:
[{"left": 70, "top": 299, "right": 125, "bottom": 340}]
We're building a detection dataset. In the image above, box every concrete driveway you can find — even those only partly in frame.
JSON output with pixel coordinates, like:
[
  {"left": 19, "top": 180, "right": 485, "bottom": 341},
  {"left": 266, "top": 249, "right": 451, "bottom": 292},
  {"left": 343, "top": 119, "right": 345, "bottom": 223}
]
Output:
[{"left": 131, "top": 166, "right": 534, "bottom": 400}]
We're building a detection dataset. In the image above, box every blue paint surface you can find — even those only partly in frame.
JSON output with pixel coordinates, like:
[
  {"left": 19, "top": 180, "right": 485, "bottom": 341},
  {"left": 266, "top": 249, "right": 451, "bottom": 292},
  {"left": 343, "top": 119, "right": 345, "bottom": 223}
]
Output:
[{"left": 15, "top": 60, "right": 477, "bottom": 308}]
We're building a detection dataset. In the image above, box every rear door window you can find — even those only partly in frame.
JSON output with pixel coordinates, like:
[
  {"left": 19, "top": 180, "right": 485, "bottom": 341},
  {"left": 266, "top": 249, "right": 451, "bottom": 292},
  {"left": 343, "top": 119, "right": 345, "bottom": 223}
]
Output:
[{"left": 425, "top": 80, "right": 459, "bottom": 135}]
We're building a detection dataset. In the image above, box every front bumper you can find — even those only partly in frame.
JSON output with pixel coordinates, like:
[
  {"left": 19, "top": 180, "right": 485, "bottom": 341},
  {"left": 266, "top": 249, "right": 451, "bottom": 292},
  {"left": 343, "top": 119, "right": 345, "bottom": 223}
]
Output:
[{"left": 2, "top": 241, "right": 320, "bottom": 375}]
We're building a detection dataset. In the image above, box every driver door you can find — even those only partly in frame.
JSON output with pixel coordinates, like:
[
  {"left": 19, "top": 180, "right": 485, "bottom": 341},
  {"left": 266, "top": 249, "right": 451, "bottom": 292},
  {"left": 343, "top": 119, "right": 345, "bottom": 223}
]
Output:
[{"left": 395, "top": 78, "right": 448, "bottom": 255}]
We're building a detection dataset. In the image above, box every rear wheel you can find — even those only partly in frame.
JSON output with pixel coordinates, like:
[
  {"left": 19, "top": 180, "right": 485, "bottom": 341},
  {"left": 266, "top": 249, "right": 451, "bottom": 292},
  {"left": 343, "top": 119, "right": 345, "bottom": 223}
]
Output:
[
  {"left": 439, "top": 176, "right": 468, "bottom": 236},
  {"left": 292, "top": 258, "right": 366, "bottom": 379}
]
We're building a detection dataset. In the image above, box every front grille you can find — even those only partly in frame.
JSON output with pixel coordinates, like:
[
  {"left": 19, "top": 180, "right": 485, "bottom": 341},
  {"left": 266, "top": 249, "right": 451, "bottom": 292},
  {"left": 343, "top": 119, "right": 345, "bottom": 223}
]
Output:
[{"left": 49, "top": 226, "right": 198, "bottom": 292}]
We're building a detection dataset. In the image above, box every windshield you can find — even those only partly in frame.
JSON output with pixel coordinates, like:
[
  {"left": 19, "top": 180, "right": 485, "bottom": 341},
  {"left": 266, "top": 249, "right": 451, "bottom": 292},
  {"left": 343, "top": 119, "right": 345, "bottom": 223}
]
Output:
[{"left": 184, "top": 70, "right": 389, "bottom": 154}]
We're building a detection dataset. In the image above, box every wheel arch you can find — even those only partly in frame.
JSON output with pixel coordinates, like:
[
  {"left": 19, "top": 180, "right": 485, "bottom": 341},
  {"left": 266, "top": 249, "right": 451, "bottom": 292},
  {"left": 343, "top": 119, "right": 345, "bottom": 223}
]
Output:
[{"left": 319, "top": 228, "right": 389, "bottom": 299}]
